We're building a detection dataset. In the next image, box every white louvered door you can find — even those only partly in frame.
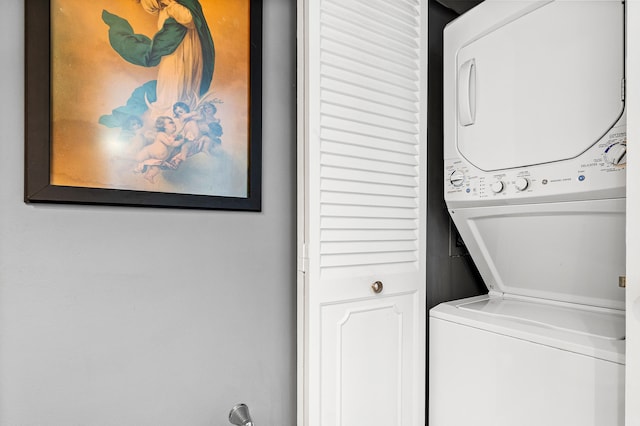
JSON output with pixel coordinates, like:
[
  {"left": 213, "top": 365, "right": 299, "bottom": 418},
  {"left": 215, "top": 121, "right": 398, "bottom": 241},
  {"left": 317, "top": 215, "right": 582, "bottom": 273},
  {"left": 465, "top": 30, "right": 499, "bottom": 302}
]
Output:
[{"left": 297, "top": 1, "right": 427, "bottom": 425}]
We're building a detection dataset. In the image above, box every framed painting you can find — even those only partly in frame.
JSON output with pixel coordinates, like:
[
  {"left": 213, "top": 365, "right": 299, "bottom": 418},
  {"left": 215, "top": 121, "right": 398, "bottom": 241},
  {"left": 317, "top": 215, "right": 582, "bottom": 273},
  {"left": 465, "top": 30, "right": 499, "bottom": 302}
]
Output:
[{"left": 25, "top": 0, "right": 262, "bottom": 211}]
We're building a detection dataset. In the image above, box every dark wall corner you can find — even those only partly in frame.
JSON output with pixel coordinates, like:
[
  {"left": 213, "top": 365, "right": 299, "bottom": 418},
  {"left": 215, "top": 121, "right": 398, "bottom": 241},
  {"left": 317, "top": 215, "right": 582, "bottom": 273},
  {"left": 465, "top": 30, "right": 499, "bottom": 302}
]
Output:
[
  {"left": 426, "top": 1, "right": 486, "bottom": 422},
  {"left": 426, "top": 0, "right": 486, "bottom": 313}
]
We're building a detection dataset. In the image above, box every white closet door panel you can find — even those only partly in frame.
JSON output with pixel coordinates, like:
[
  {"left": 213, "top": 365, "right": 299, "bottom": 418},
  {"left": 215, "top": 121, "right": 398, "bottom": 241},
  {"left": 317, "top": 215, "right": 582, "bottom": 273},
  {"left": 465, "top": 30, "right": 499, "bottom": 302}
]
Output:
[
  {"left": 320, "top": 294, "right": 418, "bottom": 426},
  {"left": 300, "top": 0, "right": 426, "bottom": 424},
  {"left": 312, "top": 0, "right": 423, "bottom": 290}
]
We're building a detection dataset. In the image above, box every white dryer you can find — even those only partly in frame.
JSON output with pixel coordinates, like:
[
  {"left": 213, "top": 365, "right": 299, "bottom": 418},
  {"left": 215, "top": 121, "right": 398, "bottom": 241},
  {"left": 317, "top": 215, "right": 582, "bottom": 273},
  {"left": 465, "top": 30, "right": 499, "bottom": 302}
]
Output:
[{"left": 429, "top": 1, "right": 626, "bottom": 425}]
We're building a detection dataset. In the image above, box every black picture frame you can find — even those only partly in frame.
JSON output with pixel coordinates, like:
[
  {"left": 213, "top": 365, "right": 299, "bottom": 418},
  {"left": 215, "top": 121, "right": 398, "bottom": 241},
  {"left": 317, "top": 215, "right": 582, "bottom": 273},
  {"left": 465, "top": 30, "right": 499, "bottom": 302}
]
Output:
[{"left": 25, "top": 0, "right": 262, "bottom": 211}]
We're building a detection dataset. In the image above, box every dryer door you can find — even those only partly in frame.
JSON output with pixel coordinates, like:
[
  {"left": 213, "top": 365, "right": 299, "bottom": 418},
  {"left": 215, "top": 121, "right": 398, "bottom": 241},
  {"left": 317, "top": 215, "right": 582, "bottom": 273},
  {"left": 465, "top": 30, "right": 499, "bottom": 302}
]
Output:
[{"left": 455, "top": 0, "right": 624, "bottom": 172}]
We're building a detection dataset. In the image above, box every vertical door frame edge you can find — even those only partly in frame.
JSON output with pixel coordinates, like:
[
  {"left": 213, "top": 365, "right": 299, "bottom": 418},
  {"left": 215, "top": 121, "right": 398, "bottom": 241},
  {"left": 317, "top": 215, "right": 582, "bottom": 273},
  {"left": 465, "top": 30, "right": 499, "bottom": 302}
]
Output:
[{"left": 296, "top": 0, "right": 309, "bottom": 425}]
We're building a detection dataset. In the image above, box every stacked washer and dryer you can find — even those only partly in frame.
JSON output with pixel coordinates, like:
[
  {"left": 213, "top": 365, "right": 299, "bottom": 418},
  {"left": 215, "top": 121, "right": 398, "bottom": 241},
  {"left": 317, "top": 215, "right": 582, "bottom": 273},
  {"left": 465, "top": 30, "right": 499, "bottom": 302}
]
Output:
[{"left": 429, "top": 1, "right": 627, "bottom": 425}]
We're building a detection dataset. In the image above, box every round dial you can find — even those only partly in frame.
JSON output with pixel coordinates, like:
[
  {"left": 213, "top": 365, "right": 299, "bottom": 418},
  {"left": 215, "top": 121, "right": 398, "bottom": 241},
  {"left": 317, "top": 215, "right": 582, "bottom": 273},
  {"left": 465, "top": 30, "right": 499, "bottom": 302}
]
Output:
[
  {"left": 450, "top": 170, "right": 465, "bottom": 187},
  {"left": 515, "top": 177, "right": 529, "bottom": 191},
  {"left": 490, "top": 181, "right": 504, "bottom": 194},
  {"left": 604, "top": 143, "right": 627, "bottom": 165}
]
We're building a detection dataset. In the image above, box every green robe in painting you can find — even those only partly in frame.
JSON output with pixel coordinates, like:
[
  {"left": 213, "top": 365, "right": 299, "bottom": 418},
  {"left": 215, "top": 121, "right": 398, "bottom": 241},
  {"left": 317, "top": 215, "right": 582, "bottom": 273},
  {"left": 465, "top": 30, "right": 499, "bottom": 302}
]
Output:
[{"left": 99, "top": 1, "right": 215, "bottom": 128}]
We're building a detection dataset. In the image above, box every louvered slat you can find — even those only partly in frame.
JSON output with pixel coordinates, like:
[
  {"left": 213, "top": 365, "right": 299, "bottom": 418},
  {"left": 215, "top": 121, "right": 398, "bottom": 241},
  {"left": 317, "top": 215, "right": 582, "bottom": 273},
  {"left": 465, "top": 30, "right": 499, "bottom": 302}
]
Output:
[
  {"left": 317, "top": 0, "right": 420, "bottom": 277},
  {"left": 320, "top": 180, "right": 419, "bottom": 198},
  {"left": 321, "top": 11, "right": 418, "bottom": 46},
  {"left": 321, "top": 91, "right": 418, "bottom": 123},
  {"left": 320, "top": 65, "right": 418, "bottom": 102},
  {"left": 321, "top": 104, "right": 419, "bottom": 134},
  {"left": 320, "top": 154, "right": 418, "bottom": 177},
  {"left": 321, "top": 134, "right": 419, "bottom": 157},
  {"left": 321, "top": 77, "right": 419, "bottom": 112},
  {"left": 321, "top": 192, "right": 419, "bottom": 209},
  {"left": 321, "top": 240, "right": 418, "bottom": 255},
  {"left": 320, "top": 229, "right": 419, "bottom": 242},
  {"left": 321, "top": 204, "right": 418, "bottom": 219},
  {"left": 321, "top": 116, "right": 418, "bottom": 145},
  {"left": 320, "top": 251, "right": 418, "bottom": 268},
  {"left": 320, "top": 40, "right": 419, "bottom": 80}
]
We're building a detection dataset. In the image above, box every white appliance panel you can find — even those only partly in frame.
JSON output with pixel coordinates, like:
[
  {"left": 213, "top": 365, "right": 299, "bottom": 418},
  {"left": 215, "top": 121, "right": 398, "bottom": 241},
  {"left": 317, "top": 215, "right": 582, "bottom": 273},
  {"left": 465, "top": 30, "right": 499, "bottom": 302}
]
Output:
[
  {"left": 431, "top": 294, "right": 625, "bottom": 371},
  {"left": 455, "top": 0, "right": 624, "bottom": 171},
  {"left": 450, "top": 198, "right": 626, "bottom": 309},
  {"left": 429, "top": 313, "right": 624, "bottom": 426},
  {"left": 445, "top": 118, "right": 626, "bottom": 208}
]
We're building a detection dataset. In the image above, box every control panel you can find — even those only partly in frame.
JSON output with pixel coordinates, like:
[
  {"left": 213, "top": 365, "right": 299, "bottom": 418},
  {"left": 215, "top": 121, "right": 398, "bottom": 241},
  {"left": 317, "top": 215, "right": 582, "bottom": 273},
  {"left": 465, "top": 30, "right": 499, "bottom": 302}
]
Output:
[{"left": 445, "top": 123, "right": 626, "bottom": 207}]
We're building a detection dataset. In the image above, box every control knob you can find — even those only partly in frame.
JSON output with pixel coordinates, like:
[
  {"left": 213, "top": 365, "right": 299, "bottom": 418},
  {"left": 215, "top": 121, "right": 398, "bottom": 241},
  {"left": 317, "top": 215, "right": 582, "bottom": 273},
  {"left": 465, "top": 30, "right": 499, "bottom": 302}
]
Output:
[
  {"left": 515, "top": 177, "right": 529, "bottom": 191},
  {"left": 604, "top": 142, "right": 627, "bottom": 165},
  {"left": 449, "top": 170, "right": 465, "bottom": 187},
  {"left": 490, "top": 180, "right": 504, "bottom": 194}
]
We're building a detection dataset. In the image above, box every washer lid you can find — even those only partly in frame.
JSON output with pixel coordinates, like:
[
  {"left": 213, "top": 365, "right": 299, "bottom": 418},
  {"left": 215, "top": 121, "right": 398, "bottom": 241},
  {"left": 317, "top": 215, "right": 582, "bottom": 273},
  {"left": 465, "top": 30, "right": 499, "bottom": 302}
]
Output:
[
  {"left": 430, "top": 294, "right": 625, "bottom": 364},
  {"left": 450, "top": 198, "right": 626, "bottom": 310},
  {"left": 457, "top": 298, "right": 625, "bottom": 341},
  {"left": 455, "top": 0, "right": 624, "bottom": 171}
]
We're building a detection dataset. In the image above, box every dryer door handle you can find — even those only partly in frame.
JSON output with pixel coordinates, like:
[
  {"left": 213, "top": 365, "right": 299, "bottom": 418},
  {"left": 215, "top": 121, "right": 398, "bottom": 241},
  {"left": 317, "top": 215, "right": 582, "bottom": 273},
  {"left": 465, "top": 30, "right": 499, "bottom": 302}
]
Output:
[{"left": 458, "top": 59, "right": 476, "bottom": 126}]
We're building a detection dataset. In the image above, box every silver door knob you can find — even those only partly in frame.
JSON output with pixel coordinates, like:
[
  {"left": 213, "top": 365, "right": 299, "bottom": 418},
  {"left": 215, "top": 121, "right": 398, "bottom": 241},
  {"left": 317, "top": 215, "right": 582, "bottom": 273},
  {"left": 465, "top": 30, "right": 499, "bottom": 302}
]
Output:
[{"left": 371, "top": 281, "right": 383, "bottom": 294}]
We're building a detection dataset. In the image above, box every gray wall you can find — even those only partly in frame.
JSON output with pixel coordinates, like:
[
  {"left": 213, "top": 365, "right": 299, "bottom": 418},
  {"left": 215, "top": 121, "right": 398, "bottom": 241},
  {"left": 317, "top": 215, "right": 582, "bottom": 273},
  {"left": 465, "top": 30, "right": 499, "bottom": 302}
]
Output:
[{"left": 0, "top": 0, "right": 297, "bottom": 425}]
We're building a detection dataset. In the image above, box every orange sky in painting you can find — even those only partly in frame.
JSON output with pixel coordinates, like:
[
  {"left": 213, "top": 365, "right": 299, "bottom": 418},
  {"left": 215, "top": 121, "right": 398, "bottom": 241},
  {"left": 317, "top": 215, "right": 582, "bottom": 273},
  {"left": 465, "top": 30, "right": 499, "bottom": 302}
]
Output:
[{"left": 51, "top": 0, "right": 250, "bottom": 123}]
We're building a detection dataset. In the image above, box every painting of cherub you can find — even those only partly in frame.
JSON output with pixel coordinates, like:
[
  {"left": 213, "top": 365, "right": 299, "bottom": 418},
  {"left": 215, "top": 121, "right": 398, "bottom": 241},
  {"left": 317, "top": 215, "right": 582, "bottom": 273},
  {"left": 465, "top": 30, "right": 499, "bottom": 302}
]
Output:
[{"left": 48, "top": 0, "right": 254, "bottom": 199}]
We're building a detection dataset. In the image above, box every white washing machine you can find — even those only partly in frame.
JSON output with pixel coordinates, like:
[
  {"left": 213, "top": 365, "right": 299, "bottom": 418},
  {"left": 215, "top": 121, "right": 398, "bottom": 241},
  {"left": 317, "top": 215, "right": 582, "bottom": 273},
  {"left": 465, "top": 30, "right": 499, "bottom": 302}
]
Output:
[{"left": 429, "top": 1, "right": 627, "bottom": 425}]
